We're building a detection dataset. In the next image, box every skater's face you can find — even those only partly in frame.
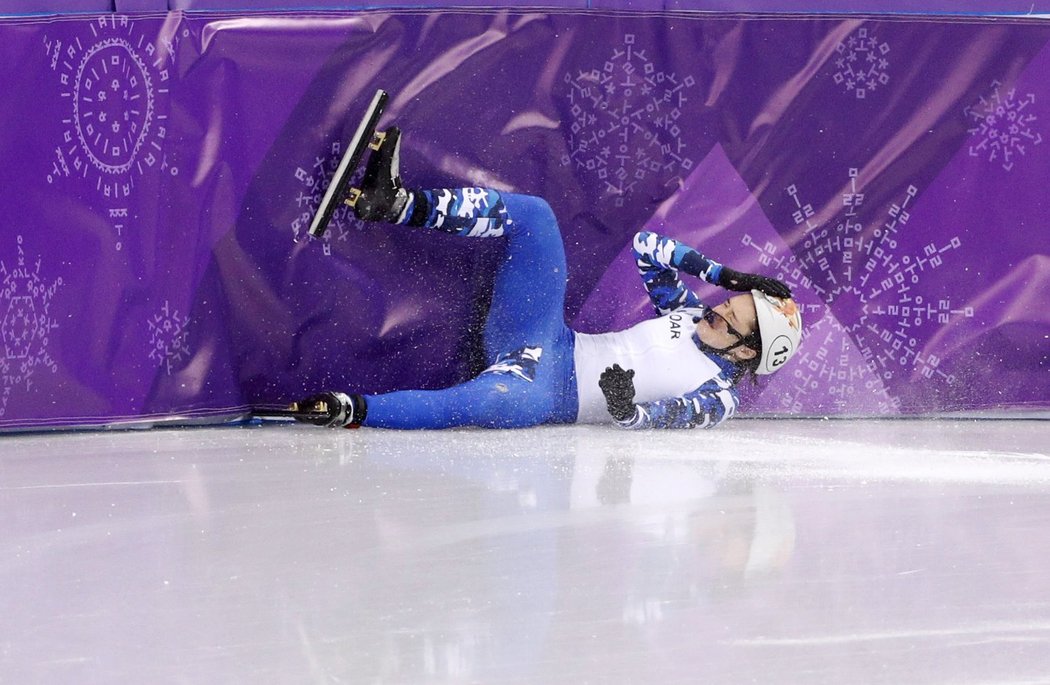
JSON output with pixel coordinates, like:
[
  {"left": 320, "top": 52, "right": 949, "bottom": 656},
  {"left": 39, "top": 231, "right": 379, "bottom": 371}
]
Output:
[{"left": 696, "top": 295, "right": 759, "bottom": 362}]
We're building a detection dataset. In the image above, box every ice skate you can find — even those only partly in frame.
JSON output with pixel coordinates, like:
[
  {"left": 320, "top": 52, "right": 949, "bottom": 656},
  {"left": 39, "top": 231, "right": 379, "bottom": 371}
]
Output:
[
  {"left": 352, "top": 126, "right": 409, "bottom": 223},
  {"left": 307, "top": 89, "right": 388, "bottom": 238},
  {"left": 254, "top": 392, "right": 366, "bottom": 428}
]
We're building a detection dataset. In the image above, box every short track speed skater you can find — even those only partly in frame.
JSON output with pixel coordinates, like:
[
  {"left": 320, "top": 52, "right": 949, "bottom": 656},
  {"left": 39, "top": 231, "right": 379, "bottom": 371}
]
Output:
[{"left": 307, "top": 88, "right": 389, "bottom": 238}]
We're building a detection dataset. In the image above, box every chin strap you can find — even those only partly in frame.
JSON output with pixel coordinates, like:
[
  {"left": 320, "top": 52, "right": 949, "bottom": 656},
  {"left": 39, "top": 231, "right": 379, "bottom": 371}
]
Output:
[
  {"left": 695, "top": 336, "right": 747, "bottom": 357},
  {"left": 690, "top": 315, "right": 760, "bottom": 360}
]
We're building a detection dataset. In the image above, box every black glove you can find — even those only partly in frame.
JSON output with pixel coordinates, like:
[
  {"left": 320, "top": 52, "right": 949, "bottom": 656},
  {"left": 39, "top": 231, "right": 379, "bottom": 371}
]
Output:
[
  {"left": 717, "top": 266, "right": 792, "bottom": 299},
  {"left": 290, "top": 391, "right": 365, "bottom": 428},
  {"left": 599, "top": 364, "right": 637, "bottom": 422}
]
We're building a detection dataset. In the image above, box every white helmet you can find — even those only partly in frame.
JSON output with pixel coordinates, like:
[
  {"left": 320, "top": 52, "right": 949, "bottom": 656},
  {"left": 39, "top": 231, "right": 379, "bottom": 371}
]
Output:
[{"left": 751, "top": 290, "right": 802, "bottom": 375}]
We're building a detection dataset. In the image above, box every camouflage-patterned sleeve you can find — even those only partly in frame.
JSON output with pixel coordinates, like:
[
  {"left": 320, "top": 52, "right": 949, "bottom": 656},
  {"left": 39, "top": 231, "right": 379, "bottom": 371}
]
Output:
[
  {"left": 632, "top": 231, "right": 724, "bottom": 315},
  {"left": 614, "top": 376, "right": 739, "bottom": 430}
]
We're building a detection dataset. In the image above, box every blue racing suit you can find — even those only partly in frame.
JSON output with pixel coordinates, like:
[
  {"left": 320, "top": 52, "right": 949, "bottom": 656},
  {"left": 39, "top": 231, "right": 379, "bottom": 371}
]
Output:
[{"left": 361, "top": 189, "right": 740, "bottom": 430}]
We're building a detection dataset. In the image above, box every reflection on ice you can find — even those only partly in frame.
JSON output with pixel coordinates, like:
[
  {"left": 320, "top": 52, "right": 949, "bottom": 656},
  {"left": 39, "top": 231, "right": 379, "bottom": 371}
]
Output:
[{"left": 1, "top": 419, "right": 1048, "bottom": 683}]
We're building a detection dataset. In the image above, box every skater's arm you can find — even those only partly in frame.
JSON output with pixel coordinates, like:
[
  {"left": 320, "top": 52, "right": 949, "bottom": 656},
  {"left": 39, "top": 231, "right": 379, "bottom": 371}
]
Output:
[
  {"left": 599, "top": 365, "right": 738, "bottom": 430},
  {"left": 623, "top": 382, "right": 739, "bottom": 430},
  {"left": 631, "top": 231, "right": 721, "bottom": 314},
  {"left": 632, "top": 232, "right": 792, "bottom": 314}
]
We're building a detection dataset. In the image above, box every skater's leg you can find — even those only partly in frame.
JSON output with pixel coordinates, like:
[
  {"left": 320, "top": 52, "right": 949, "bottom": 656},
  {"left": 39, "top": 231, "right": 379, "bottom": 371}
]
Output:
[
  {"left": 388, "top": 188, "right": 568, "bottom": 356},
  {"left": 352, "top": 130, "right": 568, "bottom": 353},
  {"left": 348, "top": 134, "right": 579, "bottom": 427},
  {"left": 478, "top": 193, "right": 568, "bottom": 359},
  {"left": 362, "top": 350, "right": 574, "bottom": 429},
  {"left": 400, "top": 187, "right": 514, "bottom": 238}
]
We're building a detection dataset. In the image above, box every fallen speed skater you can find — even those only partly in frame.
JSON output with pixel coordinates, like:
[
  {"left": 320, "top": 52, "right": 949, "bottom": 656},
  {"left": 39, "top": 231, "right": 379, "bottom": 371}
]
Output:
[{"left": 281, "top": 90, "right": 802, "bottom": 431}]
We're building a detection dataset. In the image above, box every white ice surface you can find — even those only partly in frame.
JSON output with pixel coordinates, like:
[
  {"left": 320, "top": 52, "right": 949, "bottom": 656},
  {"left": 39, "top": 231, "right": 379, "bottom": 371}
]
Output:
[{"left": 2, "top": 419, "right": 1049, "bottom": 684}]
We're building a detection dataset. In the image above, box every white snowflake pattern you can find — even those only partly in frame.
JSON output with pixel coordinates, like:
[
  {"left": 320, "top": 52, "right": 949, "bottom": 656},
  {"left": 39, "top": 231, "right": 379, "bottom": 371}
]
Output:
[
  {"left": 832, "top": 27, "right": 890, "bottom": 100},
  {"left": 43, "top": 16, "right": 194, "bottom": 252},
  {"left": 291, "top": 141, "right": 367, "bottom": 256},
  {"left": 965, "top": 80, "right": 1043, "bottom": 172},
  {"left": 742, "top": 169, "right": 972, "bottom": 413},
  {"left": 0, "top": 237, "right": 63, "bottom": 417},
  {"left": 562, "top": 34, "right": 697, "bottom": 206},
  {"left": 147, "top": 300, "right": 190, "bottom": 376}
]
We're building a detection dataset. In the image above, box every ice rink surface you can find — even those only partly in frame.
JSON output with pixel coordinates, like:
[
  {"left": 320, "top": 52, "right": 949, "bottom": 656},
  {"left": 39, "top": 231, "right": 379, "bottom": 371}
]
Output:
[{"left": 2, "top": 419, "right": 1049, "bottom": 684}]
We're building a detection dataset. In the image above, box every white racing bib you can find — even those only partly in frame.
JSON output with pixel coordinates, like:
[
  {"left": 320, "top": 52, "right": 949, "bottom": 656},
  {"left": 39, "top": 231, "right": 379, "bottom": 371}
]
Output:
[{"left": 573, "top": 308, "right": 724, "bottom": 424}]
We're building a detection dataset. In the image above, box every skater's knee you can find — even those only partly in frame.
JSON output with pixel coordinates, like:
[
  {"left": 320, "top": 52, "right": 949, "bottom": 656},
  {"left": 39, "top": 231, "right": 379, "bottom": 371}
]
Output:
[
  {"left": 504, "top": 194, "right": 556, "bottom": 226},
  {"left": 468, "top": 378, "right": 545, "bottom": 428}
]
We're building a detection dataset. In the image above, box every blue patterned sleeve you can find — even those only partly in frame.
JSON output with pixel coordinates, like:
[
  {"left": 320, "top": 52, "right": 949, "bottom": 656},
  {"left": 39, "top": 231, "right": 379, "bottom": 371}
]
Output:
[
  {"left": 614, "top": 377, "right": 739, "bottom": 430},
  {"left": 632, "top": 231, "right": 724, "bottom": 315}
]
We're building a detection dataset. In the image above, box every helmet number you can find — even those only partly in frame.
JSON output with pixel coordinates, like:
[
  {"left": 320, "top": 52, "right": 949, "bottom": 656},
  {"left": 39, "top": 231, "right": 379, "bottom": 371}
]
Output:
[{"left": 770, "top": 338, "right": 791, "bottom": 369}]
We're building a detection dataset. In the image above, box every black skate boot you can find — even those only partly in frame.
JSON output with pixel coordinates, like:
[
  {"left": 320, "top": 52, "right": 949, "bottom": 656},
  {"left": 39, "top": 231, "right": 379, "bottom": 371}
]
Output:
[{"left": 353, "top": 126, "right": 410, "bottom": 223}]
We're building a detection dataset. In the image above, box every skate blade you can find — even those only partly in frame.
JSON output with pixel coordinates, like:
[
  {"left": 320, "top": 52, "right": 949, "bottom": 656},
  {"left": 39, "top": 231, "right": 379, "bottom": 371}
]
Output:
[
  {"left": 307, "top": 89, "right": 388, "bottom": 238},
  {"left": 251, "top": 401, "right": 329, "bottom": 421}
]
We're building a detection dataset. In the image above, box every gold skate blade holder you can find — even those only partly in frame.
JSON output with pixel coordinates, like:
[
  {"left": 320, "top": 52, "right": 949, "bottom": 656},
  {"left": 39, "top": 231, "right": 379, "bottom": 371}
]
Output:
[
  {"left": 287, "top": 399, "right": 329, "bottom": 413},
  {"left": 343, "top": 130, "right": 387, "bottom": 208}
]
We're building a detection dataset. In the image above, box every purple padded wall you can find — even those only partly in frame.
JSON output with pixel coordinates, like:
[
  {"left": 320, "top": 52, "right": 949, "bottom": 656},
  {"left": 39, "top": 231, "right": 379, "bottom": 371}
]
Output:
[
  {"left": 1, "top": 1, "right": 114, "bottom": 12},
  {"left": 0, "top": 10, "right": 1047, "bottom": 429},
  {"left": 9, "top": 2, "right": 1050, "bottom": 14}
]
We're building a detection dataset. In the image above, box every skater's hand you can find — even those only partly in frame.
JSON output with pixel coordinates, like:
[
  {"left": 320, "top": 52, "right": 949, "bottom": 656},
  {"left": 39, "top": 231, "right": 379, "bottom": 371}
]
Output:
[
  {"left": 599, "top": 364, "right": 637, "bottom": 422},
  {"left": 291, "top": 391, "right": 354, "bottom": 427},
  {"left": 717, "top": 267, "right": 792, "bottom": 299}
]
